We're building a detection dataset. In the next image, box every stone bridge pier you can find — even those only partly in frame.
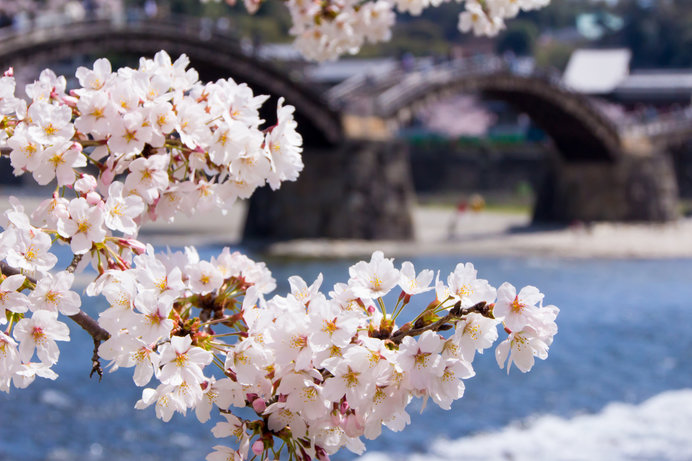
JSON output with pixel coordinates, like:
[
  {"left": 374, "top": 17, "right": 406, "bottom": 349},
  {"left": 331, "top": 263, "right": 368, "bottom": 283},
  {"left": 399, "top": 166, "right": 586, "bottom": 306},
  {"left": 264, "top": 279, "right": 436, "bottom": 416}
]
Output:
[
  {"left": 243, "top": 141, "right": 415, "bottom": 241},
  {"left": 534, "top": 151, "right": 679, "bottom": 223},
  {"left": 244, "top": 143, "right": 680, "bottom": 242}
]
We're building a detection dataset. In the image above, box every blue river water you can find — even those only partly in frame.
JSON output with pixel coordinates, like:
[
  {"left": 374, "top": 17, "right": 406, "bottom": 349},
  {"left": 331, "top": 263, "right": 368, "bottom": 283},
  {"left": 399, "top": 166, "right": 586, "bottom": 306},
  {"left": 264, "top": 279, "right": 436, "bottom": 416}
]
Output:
[{"left": 1, "top": 250, "right": 691, "bottom": 461}]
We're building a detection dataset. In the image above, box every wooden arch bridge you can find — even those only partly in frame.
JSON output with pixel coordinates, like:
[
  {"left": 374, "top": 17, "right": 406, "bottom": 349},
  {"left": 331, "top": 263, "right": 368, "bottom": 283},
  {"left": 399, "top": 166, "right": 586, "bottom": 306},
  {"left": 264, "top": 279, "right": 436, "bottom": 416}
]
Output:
[{"left": 1, "top": 16, "right": 689, "bottom": 240}]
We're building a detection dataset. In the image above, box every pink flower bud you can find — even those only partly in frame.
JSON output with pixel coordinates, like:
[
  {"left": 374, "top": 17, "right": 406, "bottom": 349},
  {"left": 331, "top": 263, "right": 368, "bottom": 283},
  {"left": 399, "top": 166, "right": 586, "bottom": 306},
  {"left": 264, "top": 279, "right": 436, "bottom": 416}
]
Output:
[
  {"left": 251, "top": 440, "right": 264, "bottom": 456},
  {"left": 74, "top": 175, "right": 98, "bottom": 194},
  {"left": 86, "top": 191, "right": 102, "bottom": 206},
  {"left": 100, "top": 168, "right": 115, "bottom": 187},
  {"left": 252, "top": 398, "right": 266, "bottom": 413},
  {"left": 62, "top": 95, "right": 79, "bottom": 107},
  {"left": 367, "top": 305, "right": 376, "bottom": 314},
  {"left": 118, "top": 238, "right": 146, "bottom": 255},
  {"left": 339, "top": 400, "right": 349, "bottom": 414},
  {"left": 343, "top": 414, "right": 363, "bottom": 437},
  {"left": 3, "top": 67, "right": 13, "bottom": 77}
]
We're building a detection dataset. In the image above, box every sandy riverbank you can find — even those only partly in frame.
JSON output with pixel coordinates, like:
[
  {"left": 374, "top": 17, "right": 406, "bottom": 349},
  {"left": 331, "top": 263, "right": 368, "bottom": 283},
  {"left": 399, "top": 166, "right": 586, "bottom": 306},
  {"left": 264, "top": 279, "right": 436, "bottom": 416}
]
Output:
[
  {"left": 3, "top": 187, "right": 692, "bottom": 259},
  {"left": 266, "top": 207, "right": 692, "bottom": 259}
]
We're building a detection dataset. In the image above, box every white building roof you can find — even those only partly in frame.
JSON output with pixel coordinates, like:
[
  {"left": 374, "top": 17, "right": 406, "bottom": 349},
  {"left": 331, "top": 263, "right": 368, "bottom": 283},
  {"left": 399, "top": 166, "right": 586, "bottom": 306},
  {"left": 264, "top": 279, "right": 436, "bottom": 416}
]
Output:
[{"left": 563, "top": 49, "right": 631, "bottom": 94}]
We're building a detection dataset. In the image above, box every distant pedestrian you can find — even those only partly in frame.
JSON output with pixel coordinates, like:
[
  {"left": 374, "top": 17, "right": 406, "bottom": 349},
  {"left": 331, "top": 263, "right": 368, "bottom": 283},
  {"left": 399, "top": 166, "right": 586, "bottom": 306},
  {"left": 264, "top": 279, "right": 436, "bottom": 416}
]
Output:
[
  {"left": 447, "top": 200, "right": 468, "bottom": 240},
  {"left": 145, "top": 0, "right": 158, "bottom": 18},
  {"left": 447, "top": 194, "right": 485, "bottom": 239}
]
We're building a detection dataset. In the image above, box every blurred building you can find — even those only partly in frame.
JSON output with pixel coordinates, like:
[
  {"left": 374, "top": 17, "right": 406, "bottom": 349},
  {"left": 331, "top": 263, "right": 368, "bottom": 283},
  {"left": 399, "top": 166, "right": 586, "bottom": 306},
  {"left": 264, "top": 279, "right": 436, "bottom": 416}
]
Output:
[{"left": 563, "top": 48, "right": 692, "bottom": 108}]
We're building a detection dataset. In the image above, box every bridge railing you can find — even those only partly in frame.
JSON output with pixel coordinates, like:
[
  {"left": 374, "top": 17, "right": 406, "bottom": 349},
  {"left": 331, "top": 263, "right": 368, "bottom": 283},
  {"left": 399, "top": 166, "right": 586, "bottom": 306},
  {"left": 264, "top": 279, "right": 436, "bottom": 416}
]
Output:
[
  {"left": 375, "top": 56, "right": 507, "bottom": 116},
  {"left": 0, "top": 9, "right": 247, "bottom": 60},
  {"left": 327, "top": 67, "right": 407, "bottom": 109},
  {"left": 619, "top": 106, "right": 692, "bottom": 142}
]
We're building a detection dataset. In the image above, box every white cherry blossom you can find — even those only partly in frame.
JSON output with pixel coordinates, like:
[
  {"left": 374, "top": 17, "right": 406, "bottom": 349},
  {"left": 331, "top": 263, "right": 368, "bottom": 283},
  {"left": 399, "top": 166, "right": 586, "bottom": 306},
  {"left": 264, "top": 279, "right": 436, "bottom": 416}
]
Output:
[
  {"left": 57, "top": 197, "right": 106, "bottom": 254},
  {"left": 496, "top": 325, "right": 550, "bottom": 373},
  {"left": 493, "top": 282, "right": 544, "bottom": 332},
  {"left": 447, "top": 262, "right": 497, "bottom": 307},
  {"left": 399, "top": 261, "right": 434, "bottom": 295},
  {"left": 27, "top": 101, "right": 74, "bottom": 145},
  {"left": 158, "top": 335, "right": 213, "bottom": 386},
  {"left": 4, "top": 227, "right": 57, "bottom": 274},
  {"left": 348, "top": 250, "right": 400, "bottom": 299},
  {"left": 104, "top": 181, "right": 145, "bottom": 234},
  {"left": 13, "top": 310, "right": 70, "bottom": 365},
  {"left": 0, "top": 274, "right": 29, "bottom": 318},
  {"left": 28, "top": 271, "right": 81, "bottom": 315}
]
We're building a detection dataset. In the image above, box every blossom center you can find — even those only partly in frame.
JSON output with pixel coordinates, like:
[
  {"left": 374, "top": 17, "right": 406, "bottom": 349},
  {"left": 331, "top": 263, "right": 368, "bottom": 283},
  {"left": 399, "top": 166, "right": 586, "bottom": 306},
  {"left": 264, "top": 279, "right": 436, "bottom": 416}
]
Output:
[
  {"left": 370, "top": 277, "right": 383, "bottom": 291},
  {"left": 174, "top": 352, "right": 188, "bottom": 367},
  {"left": 302, "top": 387, "right": 318, "bottom": 402},
  {"left": 44, "top": 123, "right": 58, "bottom": 136},
  {"left": 343, "top": 368, "right": 360, "bottom": 388},
  {"left": 32, "top": 326, "right": 45, "bottom": 343},
  {"left": 290, "top": 334, "right": 308, "bottom": 350},
  {"left": 91, "top": 107, "right": 104, "bottom": 119},
  {"left": 24, "top": 245, "right": 38, "bottom": 262},
  {"left": 322, "top": 318, "right": 338, "bottom": 335},
  {"left": 44, "top": 290, "right": 59, "bottom": 305},
  {"left": 49, "top": 152, "right": 64, "bottom": 168},
  {"left": 414, "top": 351, "right": 430, "bottom": 368},
  {"left": 456, "top": 284, "right": 473, "bottom": 298},
  {"left": 124, "top": 129, "right": 138, "bottom": 143},
  {"left": 463, "top": 322, "right": 479, "bottom": 339},
  {"left": 511, "top": 297, "right": 525, "bottom": 314},
  {"left": 77, "top": 219, "right": 91, "bottom": 234}
]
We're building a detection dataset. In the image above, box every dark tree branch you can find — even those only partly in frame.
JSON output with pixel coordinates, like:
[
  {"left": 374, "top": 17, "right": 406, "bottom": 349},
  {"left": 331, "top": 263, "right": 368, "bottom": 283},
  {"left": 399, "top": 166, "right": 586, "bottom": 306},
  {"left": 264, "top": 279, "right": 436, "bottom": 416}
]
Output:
[
  {"left": 389, "top": 301, "right": 492, "bottom": 344},
  {"left": 64, "top": 254, "right": 83, "bottom": 274}
]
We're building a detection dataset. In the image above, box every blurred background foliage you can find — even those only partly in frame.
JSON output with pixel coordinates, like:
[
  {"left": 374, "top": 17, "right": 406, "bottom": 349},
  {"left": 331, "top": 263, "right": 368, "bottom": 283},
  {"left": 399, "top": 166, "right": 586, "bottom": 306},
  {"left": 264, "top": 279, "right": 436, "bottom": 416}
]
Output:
[{"left": 123, "top": 0, "right": 692, "bottom": 70}]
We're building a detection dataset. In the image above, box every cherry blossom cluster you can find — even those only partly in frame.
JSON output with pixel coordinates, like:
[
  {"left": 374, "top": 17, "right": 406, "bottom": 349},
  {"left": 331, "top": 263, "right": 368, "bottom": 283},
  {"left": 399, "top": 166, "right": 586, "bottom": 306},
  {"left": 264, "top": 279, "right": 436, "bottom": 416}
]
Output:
[
  {"left": 0, "top": 53, "right": 558, "bottom": 461},
  {"left": 88, "top": 247, "right": 557, "bottom": 460},
  {"left": 5, "top": 51, "right": 302, "bottom": 212},
  {"left": 0, "top": 50, "right": 301, "bottom": 388},
  {"left": 0, "top": 198, "right": 79, "bottom": 391},
  {"left": 204, "top": 0, "right": 551, "bottom": 60}
]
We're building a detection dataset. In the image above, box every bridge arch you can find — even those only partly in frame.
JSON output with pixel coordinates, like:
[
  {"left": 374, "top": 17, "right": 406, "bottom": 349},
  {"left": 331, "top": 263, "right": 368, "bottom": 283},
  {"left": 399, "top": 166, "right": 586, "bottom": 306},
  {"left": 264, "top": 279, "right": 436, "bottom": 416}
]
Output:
[
  {"left": 325, "top": 62, "right": 679, "bottom": 227},
  {"left": 0, "top": 18, "right": 343, "bottom": 146},
  {"left": 335, "top": 62, "right": 624, "bottom": 161}
]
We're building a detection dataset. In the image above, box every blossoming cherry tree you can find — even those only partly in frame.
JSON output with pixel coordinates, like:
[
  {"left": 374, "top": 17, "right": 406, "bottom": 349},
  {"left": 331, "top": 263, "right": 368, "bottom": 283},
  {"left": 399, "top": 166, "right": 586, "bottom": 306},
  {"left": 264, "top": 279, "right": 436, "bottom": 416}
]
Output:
[{"left": 0, "top": 52, "right": 558, "bottom": 460}]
